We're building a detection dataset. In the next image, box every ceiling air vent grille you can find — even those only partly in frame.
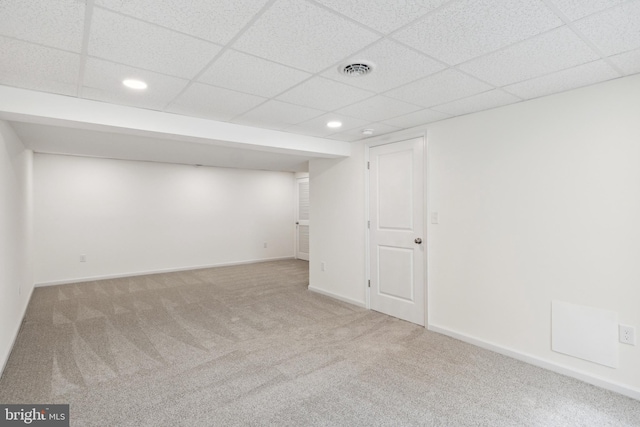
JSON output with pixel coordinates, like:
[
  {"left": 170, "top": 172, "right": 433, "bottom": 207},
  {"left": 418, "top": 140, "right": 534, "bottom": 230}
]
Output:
[{"left": 339, "top": 62, "right": 374, "bottom": 77}]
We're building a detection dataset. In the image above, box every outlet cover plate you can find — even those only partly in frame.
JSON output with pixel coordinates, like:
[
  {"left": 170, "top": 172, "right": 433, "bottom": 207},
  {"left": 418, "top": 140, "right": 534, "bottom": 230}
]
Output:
[{"left": 619, "top": 324, "right": 636, "bottom": 345}]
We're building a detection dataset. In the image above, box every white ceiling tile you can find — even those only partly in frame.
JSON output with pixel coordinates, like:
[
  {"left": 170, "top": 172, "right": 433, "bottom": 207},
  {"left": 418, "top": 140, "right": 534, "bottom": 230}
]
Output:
[
  {"left": 326, "top": 133, "right": 364, "bottom": 142},
  {"left": 0, "top": 0, "right": 85, "bottom": 52},
  {"left": 392, "top": 0, "right": 562, "bottom": 65},
  {"left": 321, "top": 39, "right": 446, "bottom": 92},
  {"left": 199, "top": 50, "right": 311, "bottom": 98},
  {"left": 335, "top": 95, "right": 422, "bottom": 122},
  {"left": 573, "top": 1, "right": 640, "bottom": 56},
  {"left": 313, "top": 0, "right": 448, "bottom": 34},
  {"left": 609, "top": 48, "right": 640, "bottom": 75},
  {"left": 232, "top": 0, "right": 379, "bottom": 73},
  {"left": 233, "top": 100, "right": 324, "bottom": 128},
  {"left": 548, "top": 0, "right": 626, "bottom": 21},
  {"left": 329, "top": 122, "right": 401, "bottom": 141},
  {"left": 0, "top": 37, "right": 79, "bottom": 96},
  {"left": 326, "top": 132, "right": 365, "bottom": 142},
  {"left": 89, "top": 8, "right": 222, "bottom": 79},
  {"left": 381, "top": 109, "right": 451, "bottom": 128},
  {"left": 276, "top": 77, "right": 374, "bottom": 111},
  {"left": 165, "top": 83, "right": 266, "bottom": 121},
  {"left": 385, "top": 69, "right": 492, "bottom": 108},
  {"left": 283, "top": 125, "right": 334, "bottom": 138},
  {"left": 228, "top": 117, "right": 290, "bottom": 131},
  {"left": 432, "top": 89, "right": 520, "bottom": 116},
  {"left": 291, "top": 114, "right": 370, "bottom": 137},
  {"left": 503, "top": 60, "right": 621, "bottom": 99},
  {"left": 358, "top": 122, "right": 401, "bottom": 136},
  {"left": 95, "top": 0, "right": 269, "bottom": 44},
  {"left": 458, "top": 27, "right": 599, "bottom": 86},
  {"left": 81, "top": 58, "right": 190, "bottom": 110}
]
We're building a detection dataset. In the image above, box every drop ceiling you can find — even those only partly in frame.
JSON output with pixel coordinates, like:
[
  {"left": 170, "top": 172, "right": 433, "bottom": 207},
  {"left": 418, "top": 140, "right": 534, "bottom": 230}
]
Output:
[{"left": 1, "top": 0, "right": 639, "bottom": 144}]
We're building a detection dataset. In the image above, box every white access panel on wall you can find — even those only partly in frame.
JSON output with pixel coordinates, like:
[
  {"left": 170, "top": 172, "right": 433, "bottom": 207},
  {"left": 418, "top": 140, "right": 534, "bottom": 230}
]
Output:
[
  {"left": 551, "top": 300, "right": 619, "bottom": 368},
  {"left": 369, "top": 137, "right": 425, "bottom": 326}
]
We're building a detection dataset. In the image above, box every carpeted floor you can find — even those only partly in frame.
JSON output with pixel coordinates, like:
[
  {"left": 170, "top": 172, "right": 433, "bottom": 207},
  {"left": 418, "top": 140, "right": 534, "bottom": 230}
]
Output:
[{"left": 0, "top": 259, "right": 638, "bottom": 426}]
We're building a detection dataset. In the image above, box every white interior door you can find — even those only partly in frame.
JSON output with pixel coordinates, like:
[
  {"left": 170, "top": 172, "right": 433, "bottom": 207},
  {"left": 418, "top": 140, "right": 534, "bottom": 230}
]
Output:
[
  {"left": 296, "top": 177, "right": 310, "bottom": 261},
  {"left": 369, "top": 137, "right": 425, "bottom": 326}
]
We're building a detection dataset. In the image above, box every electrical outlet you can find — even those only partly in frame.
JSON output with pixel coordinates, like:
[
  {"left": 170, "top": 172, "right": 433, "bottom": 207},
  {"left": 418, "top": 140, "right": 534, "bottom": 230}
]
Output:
[
  {"left": 263, "top": 242, "right": 267, "bottom": 248},
  {"left": 619, "top": 324, "right": 636, "bottom": 345},
  {"left": 321, "top": 262, "right": 326, "bottom": 272},
  {"left": 80, "top": 254, "right": 87, "bottom": 263}
]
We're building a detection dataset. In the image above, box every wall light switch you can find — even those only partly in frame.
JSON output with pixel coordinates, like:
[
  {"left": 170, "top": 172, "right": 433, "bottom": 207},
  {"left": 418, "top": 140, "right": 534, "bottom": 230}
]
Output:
[
  {"left": 321, "top": 262, "right": 326, "bottom": 272},
  {"left": 431, "top": 212, "right": 439, "bottom": 224},
  {"left": 80, "top": 254, "right": 87, "bottom": 262}
]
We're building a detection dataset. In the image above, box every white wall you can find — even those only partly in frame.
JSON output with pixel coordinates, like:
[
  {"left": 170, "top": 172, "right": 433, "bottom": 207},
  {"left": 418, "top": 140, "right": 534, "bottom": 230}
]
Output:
[
  {"left": 34, "top": 154, "right": 295, "bottom": 284},
  {"left": 426, "top": 74, "right": 640, "bottom": 396},
  {"left": 0, "top": 120, "right": 33, "bottom": 374},
  {"left": 308, "top": 142, "right": 366, "bottom": 307},
  {"left": 309, "top": 74, "right": 640, "bottom": 397}
]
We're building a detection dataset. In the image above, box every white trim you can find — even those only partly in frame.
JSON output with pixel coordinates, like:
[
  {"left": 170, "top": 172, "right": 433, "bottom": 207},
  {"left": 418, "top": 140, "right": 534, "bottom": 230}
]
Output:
[
  {"left": 34, "top": 256, "right": 295, "bottom": 287},
  {"left": 422, "top": 132, "right": 429, "bottom": 328},
  {"left": 364, "top": 145, "right": 371, "bottom": 310},
  {"left": 293, "top": 175, "right": 298, "bottom": 260},
  {"left": 308, "top": 286, "right": 367, "bottom": 308},
  {"left": 1, "top": 284, "right": 35, "bottom": 377},
  {"left": 428, "top": 323, "right": 640, "bottom": 401},
  {"left": 365, "top": 129, "right": 430, "bottom": 148}
]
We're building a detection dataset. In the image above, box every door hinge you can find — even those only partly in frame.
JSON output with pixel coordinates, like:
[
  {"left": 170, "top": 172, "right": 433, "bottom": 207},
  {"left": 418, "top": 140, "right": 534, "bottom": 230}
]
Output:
[
  {"left": 367, "top": 161, "right": 370, "bottom": 170},
  {"left": 367, "top": 220, "right": 370, "bottom": 229},
  {"left": 368, "top": 280, "right": 371, "bottom": 288}
]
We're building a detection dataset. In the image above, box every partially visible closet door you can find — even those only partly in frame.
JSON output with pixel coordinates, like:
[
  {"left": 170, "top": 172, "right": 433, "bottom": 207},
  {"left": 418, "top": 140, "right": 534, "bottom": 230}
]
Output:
[{"left": 296, "top": 177, "right": 309, "bottom": 261}]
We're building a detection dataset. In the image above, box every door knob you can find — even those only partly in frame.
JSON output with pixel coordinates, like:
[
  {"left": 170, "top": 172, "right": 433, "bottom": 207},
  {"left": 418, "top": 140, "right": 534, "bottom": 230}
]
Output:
[{"left": 414, "top": 238, "right": 422, "bottom": 244}]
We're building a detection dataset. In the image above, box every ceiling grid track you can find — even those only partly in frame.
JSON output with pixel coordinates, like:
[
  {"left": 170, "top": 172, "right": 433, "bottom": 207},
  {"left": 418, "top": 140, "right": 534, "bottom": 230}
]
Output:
[
  {"left": 540, "top": 0, "right": 626, "bottom": 76},
  {"left": 161, "top": 0, "right": 280, "bottom": 111},
  {"left": 76, "top": 0, "right": 96, "bottom": 97}
]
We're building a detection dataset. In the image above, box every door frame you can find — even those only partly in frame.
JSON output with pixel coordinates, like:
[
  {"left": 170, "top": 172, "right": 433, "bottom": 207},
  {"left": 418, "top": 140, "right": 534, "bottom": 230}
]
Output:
[{"left": 365, "top": 133, "right": 429, "bottom": 327}]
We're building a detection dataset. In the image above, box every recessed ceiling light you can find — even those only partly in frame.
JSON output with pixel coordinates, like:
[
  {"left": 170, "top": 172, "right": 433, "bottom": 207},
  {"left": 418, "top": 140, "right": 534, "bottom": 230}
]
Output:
[
  {"left": 362, "top": 129, "right": 374, "bottom": 136},
  {"left": 326, "top": 121, "right": 342, "bottom": 128},
  {"left": 122, "top": 79, "right": 147, "bottom": 90}
]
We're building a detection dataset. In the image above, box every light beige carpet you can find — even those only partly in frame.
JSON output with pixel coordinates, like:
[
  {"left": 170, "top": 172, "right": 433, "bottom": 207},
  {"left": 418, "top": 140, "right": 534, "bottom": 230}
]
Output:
[{"left": 1, "top": 259, "right": 638, "bottom": 426}]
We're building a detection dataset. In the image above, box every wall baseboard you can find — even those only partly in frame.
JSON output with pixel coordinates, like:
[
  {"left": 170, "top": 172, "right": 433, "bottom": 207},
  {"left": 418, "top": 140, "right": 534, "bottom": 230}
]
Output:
[
  {"left": 308, "top": 286, "right": 366, "bottom": 308},
  {"left": 428, "top": 324, "right": 640, "bottom": 402},
  {"left": 35, "top": 256, "right": 296, "bottom": 287},
  {"left": 0, "top": 284, "right": 35, "bottom": 379}
]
